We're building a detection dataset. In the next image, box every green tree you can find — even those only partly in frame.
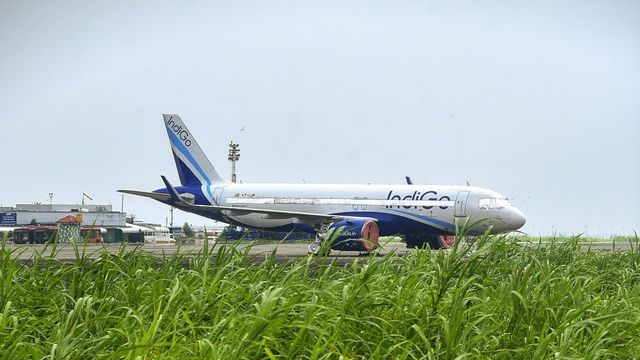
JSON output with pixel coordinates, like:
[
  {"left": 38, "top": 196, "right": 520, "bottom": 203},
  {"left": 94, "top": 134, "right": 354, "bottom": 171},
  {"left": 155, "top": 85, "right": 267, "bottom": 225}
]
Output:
[{"left": 182, "top": 222, "right": 194, "bottom": 237}]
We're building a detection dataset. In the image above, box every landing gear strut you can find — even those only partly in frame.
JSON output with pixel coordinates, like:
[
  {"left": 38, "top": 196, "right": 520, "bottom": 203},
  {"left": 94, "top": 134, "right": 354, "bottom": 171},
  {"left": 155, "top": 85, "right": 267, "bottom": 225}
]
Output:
[
  {"left": 307, "top": 235, "right": 332, "bottom": 256},
  {"left": 307, "top": 236, "right": 321, "bottom": 255},
  {"left": 308, "top": 224, "right": 331, "bottom": 256}
]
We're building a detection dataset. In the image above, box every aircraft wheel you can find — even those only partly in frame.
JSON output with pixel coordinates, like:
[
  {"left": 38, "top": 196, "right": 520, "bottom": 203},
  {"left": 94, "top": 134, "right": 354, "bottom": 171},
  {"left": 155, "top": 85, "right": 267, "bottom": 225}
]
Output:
[
  {"left": 308, "top": 242, "right": 331, "bottom": 256},
  {"left": 405, "top": 235, "right": 451, "bottom": 250},
  {"left": 308, "top": 243, "right": 320, "bottom": 255},
  {"left": 405, "top": 235, "right": 431, "bottom": 249}
]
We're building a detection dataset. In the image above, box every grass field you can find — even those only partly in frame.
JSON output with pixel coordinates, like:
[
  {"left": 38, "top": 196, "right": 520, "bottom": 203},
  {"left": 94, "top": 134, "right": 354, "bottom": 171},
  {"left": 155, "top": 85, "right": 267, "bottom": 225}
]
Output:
[
  {"left": 516, "top": 234, "right": 638, "bottom": 243},
  {"left": 1, "top": 234, "right": 640, "bottom": 359}
]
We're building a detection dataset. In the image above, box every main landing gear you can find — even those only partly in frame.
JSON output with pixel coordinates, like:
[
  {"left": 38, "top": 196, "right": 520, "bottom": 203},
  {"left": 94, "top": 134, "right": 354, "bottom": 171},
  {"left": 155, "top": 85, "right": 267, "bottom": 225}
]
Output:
[
  {"left": 307, "top": 235, "right": 330, "bottom": 256},
  {"left": 404, "top": 234, "right": 456, "bottom": 250}
]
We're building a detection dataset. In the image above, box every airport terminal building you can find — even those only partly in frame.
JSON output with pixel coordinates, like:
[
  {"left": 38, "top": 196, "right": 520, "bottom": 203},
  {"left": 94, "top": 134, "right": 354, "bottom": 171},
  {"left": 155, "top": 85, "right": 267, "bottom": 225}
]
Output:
[
  {"left": 0, "top": 204, "right": 159, "bottom": 243},
  {"left": 2, "top": 204, "right": 125, "bottom": 227}
]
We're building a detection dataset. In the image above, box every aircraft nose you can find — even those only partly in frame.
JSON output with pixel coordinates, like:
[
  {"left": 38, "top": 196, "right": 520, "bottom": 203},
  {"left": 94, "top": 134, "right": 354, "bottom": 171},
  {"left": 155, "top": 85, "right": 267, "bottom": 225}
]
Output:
[{"left": 509, "top": 207, "right": 526, "bottom": 230}]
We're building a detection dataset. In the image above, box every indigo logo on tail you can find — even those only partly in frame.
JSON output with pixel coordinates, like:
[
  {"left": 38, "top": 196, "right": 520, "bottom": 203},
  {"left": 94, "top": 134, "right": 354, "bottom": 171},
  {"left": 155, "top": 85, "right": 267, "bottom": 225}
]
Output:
[{"left": 165, "top": 117, "right": 192, "bottom": 147}]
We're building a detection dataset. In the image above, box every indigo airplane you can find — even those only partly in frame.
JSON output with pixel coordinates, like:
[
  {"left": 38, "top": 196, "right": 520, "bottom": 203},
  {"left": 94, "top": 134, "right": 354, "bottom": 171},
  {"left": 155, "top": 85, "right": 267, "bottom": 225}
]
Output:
[{"left": 120, "top": 114, "right": 526, "bottom": 254}]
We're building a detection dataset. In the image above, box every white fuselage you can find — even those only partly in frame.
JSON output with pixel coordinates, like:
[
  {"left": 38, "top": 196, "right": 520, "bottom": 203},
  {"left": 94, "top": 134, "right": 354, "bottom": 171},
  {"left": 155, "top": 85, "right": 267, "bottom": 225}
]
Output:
[{"left": 197, "top": 183, "right": 525, "bottom": 235}]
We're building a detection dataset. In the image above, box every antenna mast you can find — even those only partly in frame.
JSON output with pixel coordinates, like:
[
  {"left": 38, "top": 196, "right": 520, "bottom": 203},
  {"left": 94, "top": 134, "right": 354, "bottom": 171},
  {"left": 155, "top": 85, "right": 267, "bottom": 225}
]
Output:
[
  {"left": 228, "top": 141, "right": 240, "bottom": 183},
  {"left": 82, "top": 192, "right": 93, "bottom": 206}
]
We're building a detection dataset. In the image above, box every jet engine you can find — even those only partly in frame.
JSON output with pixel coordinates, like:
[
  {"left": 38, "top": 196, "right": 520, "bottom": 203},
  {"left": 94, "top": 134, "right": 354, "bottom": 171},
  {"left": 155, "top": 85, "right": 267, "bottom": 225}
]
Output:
[{"left": 327, "top": 219, "right": 380, "bottom": 252}]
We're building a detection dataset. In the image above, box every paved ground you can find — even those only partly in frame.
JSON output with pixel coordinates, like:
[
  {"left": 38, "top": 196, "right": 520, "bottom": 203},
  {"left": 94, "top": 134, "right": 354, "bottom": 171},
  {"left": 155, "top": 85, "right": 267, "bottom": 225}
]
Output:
[
  {"left": 4, "top": 241, "right": 638, "bottom": 264},
  {"left": 5, "top": 242, "right": 410, "bottom": 265}
]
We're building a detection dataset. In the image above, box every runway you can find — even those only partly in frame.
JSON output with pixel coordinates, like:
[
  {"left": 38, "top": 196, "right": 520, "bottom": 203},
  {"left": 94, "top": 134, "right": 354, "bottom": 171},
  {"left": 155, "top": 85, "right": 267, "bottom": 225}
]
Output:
[
  {"left": 3, "top": 240, "right": 637, "bottom": 264},
  {"left": 5, "top": 242, "right": 408, "bottom": 265}
]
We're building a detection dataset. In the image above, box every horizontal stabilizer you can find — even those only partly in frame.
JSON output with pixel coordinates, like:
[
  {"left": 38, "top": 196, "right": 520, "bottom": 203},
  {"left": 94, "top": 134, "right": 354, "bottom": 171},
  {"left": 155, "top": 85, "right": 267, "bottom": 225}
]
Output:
[
  {"left": 118, "top": 190, "right": 171, "bottom": 202},
  {"left": 161, "top": 175, "right": 185, "bottom": 204}
]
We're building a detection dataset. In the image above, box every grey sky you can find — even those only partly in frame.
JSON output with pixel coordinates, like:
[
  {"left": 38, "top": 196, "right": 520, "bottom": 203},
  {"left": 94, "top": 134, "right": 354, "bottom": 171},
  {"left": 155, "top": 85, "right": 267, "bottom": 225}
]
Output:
[{"left": 1, "top": 0, "right": 638, "bottom": 236}]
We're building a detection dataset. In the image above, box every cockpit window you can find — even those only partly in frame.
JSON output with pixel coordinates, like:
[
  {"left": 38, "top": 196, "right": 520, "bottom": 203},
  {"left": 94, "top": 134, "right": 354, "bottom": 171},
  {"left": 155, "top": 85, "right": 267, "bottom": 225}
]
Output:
[{"left": 479, "top": 197, "right": 511, "bottom": 209}]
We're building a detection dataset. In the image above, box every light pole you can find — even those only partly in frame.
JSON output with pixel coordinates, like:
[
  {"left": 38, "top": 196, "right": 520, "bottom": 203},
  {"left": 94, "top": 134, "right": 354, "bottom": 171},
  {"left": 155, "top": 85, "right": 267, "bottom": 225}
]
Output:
[{"left": 228, "top": 141, "right": 240, "bottom": 183}]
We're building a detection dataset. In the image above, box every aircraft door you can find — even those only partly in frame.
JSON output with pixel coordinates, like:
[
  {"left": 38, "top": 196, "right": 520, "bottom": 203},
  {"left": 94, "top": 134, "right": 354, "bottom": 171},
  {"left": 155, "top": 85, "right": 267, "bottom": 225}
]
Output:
[{"left": 455, "top": 191, "right": 470, "bottom": 217}]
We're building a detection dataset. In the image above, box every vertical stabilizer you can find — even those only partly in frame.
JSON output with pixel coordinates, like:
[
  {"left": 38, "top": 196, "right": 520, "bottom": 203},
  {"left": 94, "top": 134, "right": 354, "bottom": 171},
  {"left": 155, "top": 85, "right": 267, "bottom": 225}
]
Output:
[{"left": 162, "top": 114, "right": 228, "bottom": 186}]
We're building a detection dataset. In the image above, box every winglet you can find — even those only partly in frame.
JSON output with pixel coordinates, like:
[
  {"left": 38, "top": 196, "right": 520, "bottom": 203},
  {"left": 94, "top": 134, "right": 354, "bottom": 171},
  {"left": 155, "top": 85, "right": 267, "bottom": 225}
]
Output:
[{"left": 161, "top": 175, "right": 185, "bottom": 204}]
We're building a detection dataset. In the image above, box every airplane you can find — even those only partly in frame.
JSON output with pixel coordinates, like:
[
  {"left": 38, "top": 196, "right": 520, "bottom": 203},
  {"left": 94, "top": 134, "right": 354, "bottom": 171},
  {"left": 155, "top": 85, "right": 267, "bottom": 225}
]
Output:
[{"left": 119, "top": 114, "right": 526, "bottom": 254}]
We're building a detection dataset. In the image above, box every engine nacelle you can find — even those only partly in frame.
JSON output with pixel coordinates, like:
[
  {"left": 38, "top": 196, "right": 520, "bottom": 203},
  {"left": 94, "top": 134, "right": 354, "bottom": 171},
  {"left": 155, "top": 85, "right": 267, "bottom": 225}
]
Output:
[{"left": 327, "top": 220, "right": 380, "bottom": 252}]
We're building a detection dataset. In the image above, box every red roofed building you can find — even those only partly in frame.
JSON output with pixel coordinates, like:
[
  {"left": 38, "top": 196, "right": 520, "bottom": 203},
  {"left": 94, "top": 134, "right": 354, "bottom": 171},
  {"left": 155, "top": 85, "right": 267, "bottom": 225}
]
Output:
[
  {"left": 56, "top": 215, "right": 81, "bottom": 224},
  {"left": 56, "top": 215, "right": 81, "bottom": 242}
]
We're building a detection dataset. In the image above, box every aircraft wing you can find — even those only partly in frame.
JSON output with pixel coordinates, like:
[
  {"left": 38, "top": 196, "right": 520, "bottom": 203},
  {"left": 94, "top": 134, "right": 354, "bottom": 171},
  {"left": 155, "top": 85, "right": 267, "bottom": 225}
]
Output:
[
  {"left": 118, "top": 189, "right": 373, "bottom": 224},
  {"left": 186, "top": 203, "right": 368, "bottom": 224}
]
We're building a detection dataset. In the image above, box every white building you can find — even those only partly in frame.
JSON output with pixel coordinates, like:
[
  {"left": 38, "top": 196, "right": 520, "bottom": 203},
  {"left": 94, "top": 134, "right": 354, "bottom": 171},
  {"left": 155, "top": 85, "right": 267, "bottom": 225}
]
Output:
[{"left": 7, "top": 204, "right": 126, "bottom": 227}]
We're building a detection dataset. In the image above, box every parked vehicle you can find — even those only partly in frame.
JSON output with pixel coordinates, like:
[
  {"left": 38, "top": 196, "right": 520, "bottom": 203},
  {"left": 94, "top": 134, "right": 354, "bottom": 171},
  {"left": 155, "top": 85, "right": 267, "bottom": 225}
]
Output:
[{"left": 13, "top": 226, "right": 58, "bottom": 244}]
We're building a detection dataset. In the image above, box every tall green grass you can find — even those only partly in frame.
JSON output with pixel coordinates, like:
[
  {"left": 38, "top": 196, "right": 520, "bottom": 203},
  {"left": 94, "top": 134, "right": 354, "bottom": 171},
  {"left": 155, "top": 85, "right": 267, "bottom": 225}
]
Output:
[{"left": 1, "top": 233, "right": 640, "bottom": 359}]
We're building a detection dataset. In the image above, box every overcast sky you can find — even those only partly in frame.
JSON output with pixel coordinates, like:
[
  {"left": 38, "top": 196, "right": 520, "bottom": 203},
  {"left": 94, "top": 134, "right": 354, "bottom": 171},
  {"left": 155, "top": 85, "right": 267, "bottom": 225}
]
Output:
[{"left": 1, "top": 0, "right": 638, "bottom": 236}]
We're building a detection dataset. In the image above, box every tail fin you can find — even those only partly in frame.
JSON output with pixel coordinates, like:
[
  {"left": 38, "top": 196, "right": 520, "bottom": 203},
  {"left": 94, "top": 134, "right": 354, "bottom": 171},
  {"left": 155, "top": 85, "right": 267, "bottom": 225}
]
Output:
[{"left": 162, "top": 114, "right": 228, "bottom": 186}]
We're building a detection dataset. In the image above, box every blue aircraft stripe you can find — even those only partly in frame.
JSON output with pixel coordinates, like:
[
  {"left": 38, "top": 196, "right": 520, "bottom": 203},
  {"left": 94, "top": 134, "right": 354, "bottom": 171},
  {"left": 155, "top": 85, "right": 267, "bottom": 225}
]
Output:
[
  {"left": 388, "top": 209, "right": 455, "bottom": 230},
  {"left": 165, "top": 128, "right": 215, "bottom": 202}
]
